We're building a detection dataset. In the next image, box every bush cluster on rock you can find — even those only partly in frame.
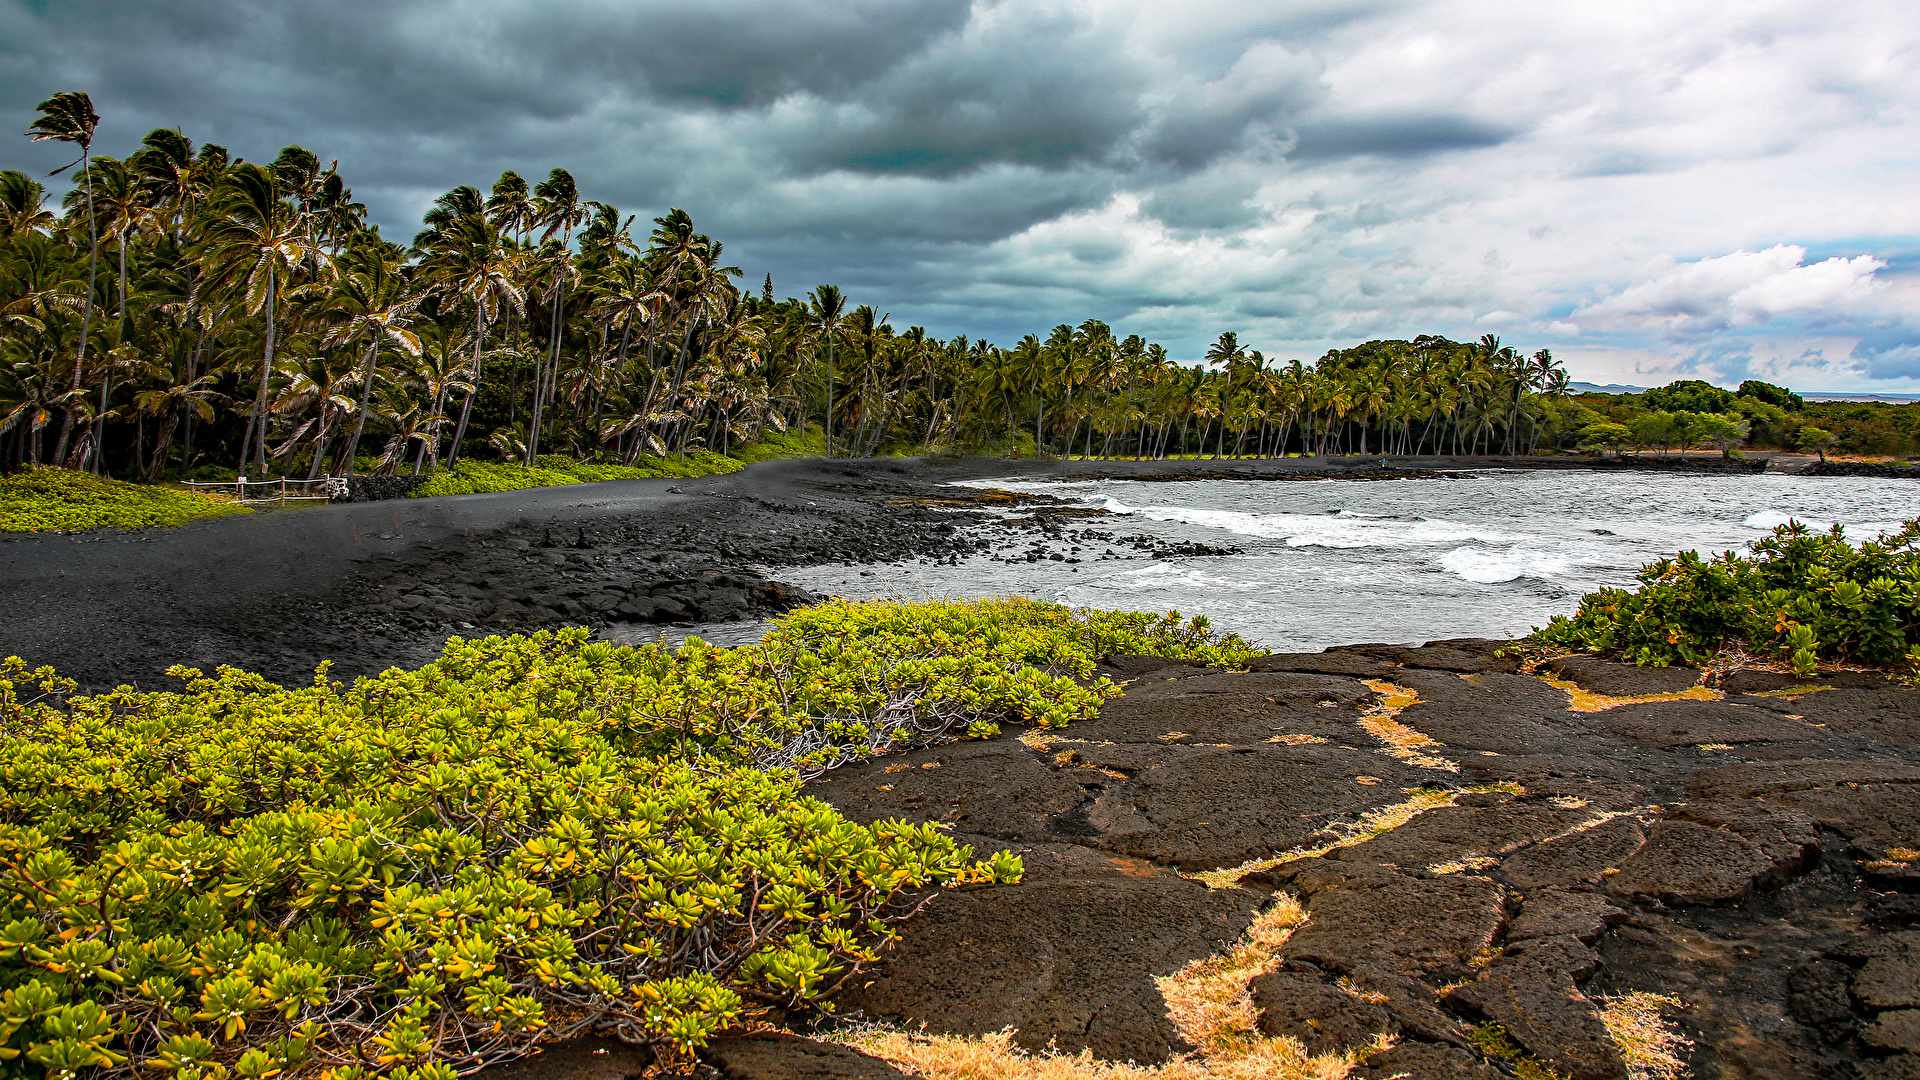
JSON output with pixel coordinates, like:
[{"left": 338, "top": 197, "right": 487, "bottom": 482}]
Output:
[
  {"left": 1534, "top": 516, "right": 1920, "bottom": 671},
  {"left": 0, "top": 600, "right": 1254, "bottom": 1077}
]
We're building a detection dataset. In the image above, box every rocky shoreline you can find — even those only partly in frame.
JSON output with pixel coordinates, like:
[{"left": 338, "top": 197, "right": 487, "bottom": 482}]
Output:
[{"left": 704, "top": 641, "right": 1920, "bottom": 1079}]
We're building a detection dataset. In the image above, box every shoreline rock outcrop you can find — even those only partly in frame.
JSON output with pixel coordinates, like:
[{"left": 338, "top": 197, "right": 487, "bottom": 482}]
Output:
[{"left": 694, "top": 641, "right": 1920, "bottom": 1080}]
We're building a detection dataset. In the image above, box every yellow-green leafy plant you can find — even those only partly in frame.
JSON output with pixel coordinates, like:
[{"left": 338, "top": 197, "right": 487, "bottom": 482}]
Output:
[
  {"left": 0, "top": 469, "right": 250, "bottom": 532},
  {"left": 0, "top": 599, "right": 1253, "bottom": 1077},
  {"left": 1533, "top": 517, "right": 1920, "bottom": 670},
  {"left": 408, "top": 453, "right": 745, "bottom": 498}
]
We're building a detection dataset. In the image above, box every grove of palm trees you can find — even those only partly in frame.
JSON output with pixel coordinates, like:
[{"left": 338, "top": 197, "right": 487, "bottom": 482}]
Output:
[{"left": 0, "top": 93, "right": 1618, "bottom": 488}]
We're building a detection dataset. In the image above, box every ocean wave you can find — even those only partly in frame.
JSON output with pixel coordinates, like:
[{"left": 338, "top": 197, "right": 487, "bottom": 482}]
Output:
[
  {"left": 1100, "top": 497, "right": 1514, "bottom": 548},
  {"left": 1108, "top": 563, "right": 1268, "bottom": 589},
  {"left": 1437, "top": 546, "right": 1572, "bottom": 584},
  {"left": 1743, "top": 510, "right": 1835, "bottom": 532}
]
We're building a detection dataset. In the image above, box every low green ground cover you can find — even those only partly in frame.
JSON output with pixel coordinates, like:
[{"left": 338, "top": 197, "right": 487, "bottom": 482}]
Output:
[
  {"left": 0, "top": 599, "right": 1255, "bottom": 1077},
  {"left": 730, "top": 429, "right": 826, "bottom": 464},
  {"left": 1534, "top": 517, "right": 1920, "bottom": 673},
  {"left": 406, "top": 431, "right": 830, "bottom": 499},
  {"left": 407, "top": 453, "right": 744, "bottom": 498},
  {"left": 0, "top": 469, "right": 251, "bottom": 533}
]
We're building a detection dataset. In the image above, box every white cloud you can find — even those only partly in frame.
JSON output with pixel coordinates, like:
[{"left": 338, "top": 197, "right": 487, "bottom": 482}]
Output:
[
  {"left": 1575, "top": 246, "right": 1886, "bottom": 328},
  {"left": 4, "top": 0, "right": 1918, "bottom": 388}
]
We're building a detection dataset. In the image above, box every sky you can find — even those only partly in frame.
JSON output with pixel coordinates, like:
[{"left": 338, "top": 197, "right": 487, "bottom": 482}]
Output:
[{"left": 3, "top": 0, "right": 1917, "bottom": 391}]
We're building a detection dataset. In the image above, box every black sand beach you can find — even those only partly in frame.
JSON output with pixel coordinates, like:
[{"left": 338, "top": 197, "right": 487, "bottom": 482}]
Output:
[{"left": 0, "top": 451, "right": 1826, "bottom": 690}]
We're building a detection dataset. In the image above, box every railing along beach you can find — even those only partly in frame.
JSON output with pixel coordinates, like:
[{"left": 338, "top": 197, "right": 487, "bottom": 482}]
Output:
[{"left": 182, "top": 476, "right": 344, "bottom": 504}]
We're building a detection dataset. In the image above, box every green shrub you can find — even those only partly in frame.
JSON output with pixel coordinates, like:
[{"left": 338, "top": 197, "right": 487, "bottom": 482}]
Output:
[
  {"left": 731, "top": 429, "right": 826, "bottom": 464},
  {"left": 406, "top": 460, "right": 582, "bottom": 498},
  {"left": 0, "top": 636, "right": 1013, "bottom": 1076},
  {"left": 1533, "top": 518, "right": 1920, "bottom": 670},
  {"left": 0, "top": 599, "right": 1255, "bottom": 1075},
  {"left": 409, "top": 454, "right": 745, "bottom": 498},
  {"left": 0, "top": 469, "right": 250, "bottom": 532}
]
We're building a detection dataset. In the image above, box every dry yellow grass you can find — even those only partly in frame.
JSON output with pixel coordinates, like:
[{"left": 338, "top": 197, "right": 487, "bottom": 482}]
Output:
[
  {"left": 1357, "top": 680, "right": 1457, "bottom": 771},
  {"left": 1534, "top": 674, "right": 1721, "bottom": 712},
  {"left": 847, "top": 898, "right": 1370, "bottom": 1080},
  {"left": 847, "top": 1030, "right": 1204, "bottom": 1080},
  {"left": 1596, "top": 992, "right": 1692, "bottom": 1080},
  {"left": 1190, "top": 783, "right": 1523, "bottom": 889},
  {"left": 1744, "top": 685, "right": 1833, "bottom": 698}
]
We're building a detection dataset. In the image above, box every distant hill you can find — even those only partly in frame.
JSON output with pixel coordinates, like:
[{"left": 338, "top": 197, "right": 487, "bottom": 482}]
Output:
[
  {"left": 1567, "top": 382, "right": 1649, "bottom": 394},
  {"left": 1567, "top": 381, "right": 1919, "bottom": 404},
  {"left": 1802, "top": 392, "right": 1920, "bottom": 404}
]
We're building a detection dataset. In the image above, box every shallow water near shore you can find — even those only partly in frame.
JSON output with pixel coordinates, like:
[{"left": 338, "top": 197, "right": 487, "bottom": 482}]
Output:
[{"left": 778, "top": 469, "right": 1920, "bottom": 652}]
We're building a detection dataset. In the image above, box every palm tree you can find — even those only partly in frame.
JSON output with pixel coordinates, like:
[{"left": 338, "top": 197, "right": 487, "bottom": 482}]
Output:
[
  {"left": 194, "top": 163, "right": 331, "bottom": 476},
  {"left": 0, "top": 171, "right": 55, "bottom": 236},
  {"left": 525, "top": 169, "right": 587, "bottom": 462},
  {"left": 132, "top": 369, "right": 219, "bottom": 479},
  {"left": 81, "top": 157, "right": 149, "bottom": 472},
  {"left": 26, "top": 91, "right": 100, "bottom": 467},
  {"left": 806, "top": 284, "right": 847, "bottom": 456},
  {"left": 485, "top": 172, "right": 535, "bottom": 246},
  {"left": 405, "top": 325, "right": 474, "bottom": 472},
  {"left": 321, "top": 245, "right": 421, "bottom": 478},
  {"left": 418, "top": 207, "right": 522, "bottom": 463}
]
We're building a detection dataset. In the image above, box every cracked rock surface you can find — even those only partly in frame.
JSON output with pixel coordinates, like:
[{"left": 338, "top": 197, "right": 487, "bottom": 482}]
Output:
[{"left": 715, "top": 641, "right": 1920, "bottom": 1079}]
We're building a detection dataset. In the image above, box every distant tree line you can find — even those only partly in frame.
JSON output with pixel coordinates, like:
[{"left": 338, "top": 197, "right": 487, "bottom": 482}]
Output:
[
  {"left": 1567, "top": 379, "right": 1918, "bottom": 462},
  {"left": 2, "top": 92, "right": 1905, "bottom": 480}
]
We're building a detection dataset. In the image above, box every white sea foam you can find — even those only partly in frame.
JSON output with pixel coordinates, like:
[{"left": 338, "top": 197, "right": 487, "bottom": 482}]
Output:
[
  {"left": 1744, "top": 510, "right": 1834, "bottom": 532},
  {"left": 1437, "top": 546, "right": 1572, "bottom": 583},
  {"left": 1107, "top": 563, "right": 1262, "bottom": 589},
  {"left": 1099, "top": 497, "right": 1512, "bottom": 548}
]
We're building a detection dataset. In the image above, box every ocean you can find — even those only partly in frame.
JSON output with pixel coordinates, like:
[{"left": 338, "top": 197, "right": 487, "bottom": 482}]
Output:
[{"left": 773, "top": 469, "right": 1920, "bottom": 652}]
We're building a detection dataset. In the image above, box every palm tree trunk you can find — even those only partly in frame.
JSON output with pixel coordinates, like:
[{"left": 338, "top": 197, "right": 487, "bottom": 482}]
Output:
[
  {"left": 528, "top": 274, "right": 564, "bottom": 463},
  {"left": 53, "top": 151, "right": 98, "bottom": 469},
  {"left": 343, "top": 339, "right": 379, "bottom": 479},
  {"left": 244, "top": 269, "right": 278, "bottom": 477},
  {"left": 450, "top": 308, "right": 488, "bottom": 464},
  {"left": 305, "top": 413, "right": 330, "bottom": 480},
  {"left": 92, "top": 233, "right": 129, "bottom": 474}
]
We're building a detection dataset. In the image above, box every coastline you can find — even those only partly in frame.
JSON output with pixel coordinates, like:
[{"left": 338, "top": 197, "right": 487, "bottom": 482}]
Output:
[{"left": 0, "top": 451, "right": 1868, "bottom": 690}]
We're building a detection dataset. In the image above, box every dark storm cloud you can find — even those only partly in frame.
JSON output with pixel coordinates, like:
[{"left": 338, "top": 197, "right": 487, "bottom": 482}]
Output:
[
  {"left": 3, "top": 0, "right": 1907, "bottom": 387},
  {"left": 1140, "top": 169, "right": 1265, "bottom": 230},
  {"left": 765, "top": 5, "right": 1146, "bottom": 178},
  {"left": 1286, "top": 114, "right": 1515, "bottom": 160}
]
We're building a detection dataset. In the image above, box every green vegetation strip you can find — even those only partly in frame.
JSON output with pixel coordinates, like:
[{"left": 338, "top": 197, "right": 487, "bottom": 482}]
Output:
[
  {"left": 0, "top": 599, "right": 1255, "bottom": 1074},
  {"left": 408, "top": 452, "right": 744, "bottom": 498},
  {"left": 1534, "top": 516, "right": 1920, "bottom": 674},
  {"left": 0, "top": 469, "right": 250, "bottom": 533}
]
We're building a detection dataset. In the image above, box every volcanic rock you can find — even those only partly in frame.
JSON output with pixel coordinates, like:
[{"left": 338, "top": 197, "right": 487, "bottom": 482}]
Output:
[
  {"left": 833, "top": 854, "right": 1260, "bottom": 1064},
  {"left": 1601, "top": 700, "right": 1819, "bottom": 746},
  {"left": 1445, "top": 941, "right": 1626, "bottom": 1080},
  {"left": 1247, "top": 970, "right": 1396, "bottom": 1054},
  {"left": 1332, "top": 800, "right": 1595, "bottom": 873},
  {"left": 1865, "top": 1011, "right": 1920, "bottom": 1054},
  {"left": 702, "top": 1034, "right": 920, "bottom": 1080},
  {"left": 1507, "top": 888, "right": 1628, "bottom": 945},
  {"left": 1499, "top": 818, "right": 1648, "bottom": 892},
  {"left": 1260, "top": 859, "right": 1508, "bottom": 983},
  {"left": 1546, "top": 655, "right": 1702, "bottom": 696},
  {"left": 1350, "top": 1041, "right": 1506, "bottom": 1080},
  {"left": 1604, "top": 819, "right": 1785, "bottom": 905}
]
